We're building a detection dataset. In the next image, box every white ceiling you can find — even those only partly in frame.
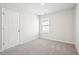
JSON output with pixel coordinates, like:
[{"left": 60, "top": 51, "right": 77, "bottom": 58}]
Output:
[{"left": 0, "top": 3, "right": 76, "bottom": 15}]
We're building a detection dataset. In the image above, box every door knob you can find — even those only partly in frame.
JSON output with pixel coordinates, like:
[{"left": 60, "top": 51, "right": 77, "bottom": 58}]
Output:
[{"left": 18, "top": 30, "right": 20, "bottom": 32}]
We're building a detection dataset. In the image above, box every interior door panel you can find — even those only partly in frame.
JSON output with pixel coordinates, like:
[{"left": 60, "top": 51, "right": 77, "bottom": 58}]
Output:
[{"left": 2, "top": 8, "right": 19, "bottom": 50}]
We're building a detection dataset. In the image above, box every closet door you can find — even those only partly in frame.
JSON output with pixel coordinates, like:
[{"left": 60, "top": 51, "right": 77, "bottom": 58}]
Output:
[{"left": 2, "top": 8, "right": 19, "bottom": 50}]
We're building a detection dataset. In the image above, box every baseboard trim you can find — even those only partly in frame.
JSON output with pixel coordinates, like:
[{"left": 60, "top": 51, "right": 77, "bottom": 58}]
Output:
[
  {"left": 19, "top": 35, "right": 38, "bottom": 45},
  {"left": 0, "top": 36, "right": 38, "bottom": 52},
  {"left": 40, "top": 38, "right": 75, "bottom": 44},
  {"left": 50, "top": 39, "right": 75, "bottom": 44},
  {"left": 0, "top": 49, "right": 3, "bottom": 52},
  {"left": 75, "top": 43, "right": 79, "bottom": 54},
  {"left": 0, "top": 43, "right": 19, "bottom": 52},
  {"left": 19, "top": 38, "right": 37, "bottom": 45}
]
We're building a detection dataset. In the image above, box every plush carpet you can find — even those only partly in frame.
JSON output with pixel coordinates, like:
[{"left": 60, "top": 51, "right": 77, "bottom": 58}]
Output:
[{"left": 0, "top": 39, "right": 78, "bottom": 55}]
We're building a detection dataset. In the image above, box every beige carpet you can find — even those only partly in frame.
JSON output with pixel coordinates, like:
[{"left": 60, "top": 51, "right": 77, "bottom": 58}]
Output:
[{"left": 0, "top": 39, "right": 78, "bottom": 55}]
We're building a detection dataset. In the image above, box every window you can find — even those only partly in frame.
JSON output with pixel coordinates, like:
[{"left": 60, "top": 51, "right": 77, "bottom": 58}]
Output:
[{"left": 41, "top": 18, "right": 49, "bottom": 33}]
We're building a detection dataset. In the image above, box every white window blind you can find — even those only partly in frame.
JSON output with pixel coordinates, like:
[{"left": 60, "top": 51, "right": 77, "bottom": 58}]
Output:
[{"left": 41, "top": 18, "right": 49, "bottom": 33}]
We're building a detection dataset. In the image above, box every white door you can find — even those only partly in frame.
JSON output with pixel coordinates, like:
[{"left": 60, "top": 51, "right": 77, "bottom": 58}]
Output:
[{"left": 2, "top": 8, "right": 19, "bottom": 50}]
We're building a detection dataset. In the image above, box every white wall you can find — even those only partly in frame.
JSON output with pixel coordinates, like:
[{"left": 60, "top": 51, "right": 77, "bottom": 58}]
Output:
[
  {"left": 0, "top": 7, "right": 2, "bottom": 50},
  {"left": 19, "top": 13, "right": 39, "bottom": 44},
  {"left": 40, "top": 8, "right": 75, "bottom": 44},
  {"left": 75, "top": 4, "right": 79, "bottom": 53}
]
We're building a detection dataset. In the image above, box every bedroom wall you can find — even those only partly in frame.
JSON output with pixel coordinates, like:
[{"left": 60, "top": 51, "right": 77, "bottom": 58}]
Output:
[
  {"left": 40, "top": 8, "right": 75, "bottom": 44},
  {"left": 75, "top": 3, "right": 79, "bottom": 53},
  {"left": 0, "top": 7, "right": 2, "bottom": 50},
  {"left": 19, "top": 13, "right": 39, "bottom": 44}
]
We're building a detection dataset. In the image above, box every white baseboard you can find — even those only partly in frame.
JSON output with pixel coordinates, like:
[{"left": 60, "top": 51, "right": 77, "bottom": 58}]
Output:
[
  {"left": 0, "top": 50, "right": 2, "bottom": 52},
  {"left": 0, "top": 35, "right": 38, "bottom": 52},
  {"left": 0, "top": 49, "right": 4, "bottom": 52},
  {"left": 20, "top": 35, "right": 38, "bottom": 45},
  {"left": 75, "top": 43, "right": 79, "bottom": 54},
  {"left": 20, "top": 37, "right": 38, "bottom": 45},
  {"left": 40, "top": 37, "right": 75, "bottom": 44},
  {"left": 0, "top": 43, "right": 19, "bottom": 52},
  {"left": 49, "top": 39, "right": 75, "bottom": 44}
]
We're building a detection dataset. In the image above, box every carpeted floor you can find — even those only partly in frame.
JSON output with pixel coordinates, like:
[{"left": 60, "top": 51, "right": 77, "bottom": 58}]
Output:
[{"left": 0, "top": 39, "right": 78, "bottom": 55}]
